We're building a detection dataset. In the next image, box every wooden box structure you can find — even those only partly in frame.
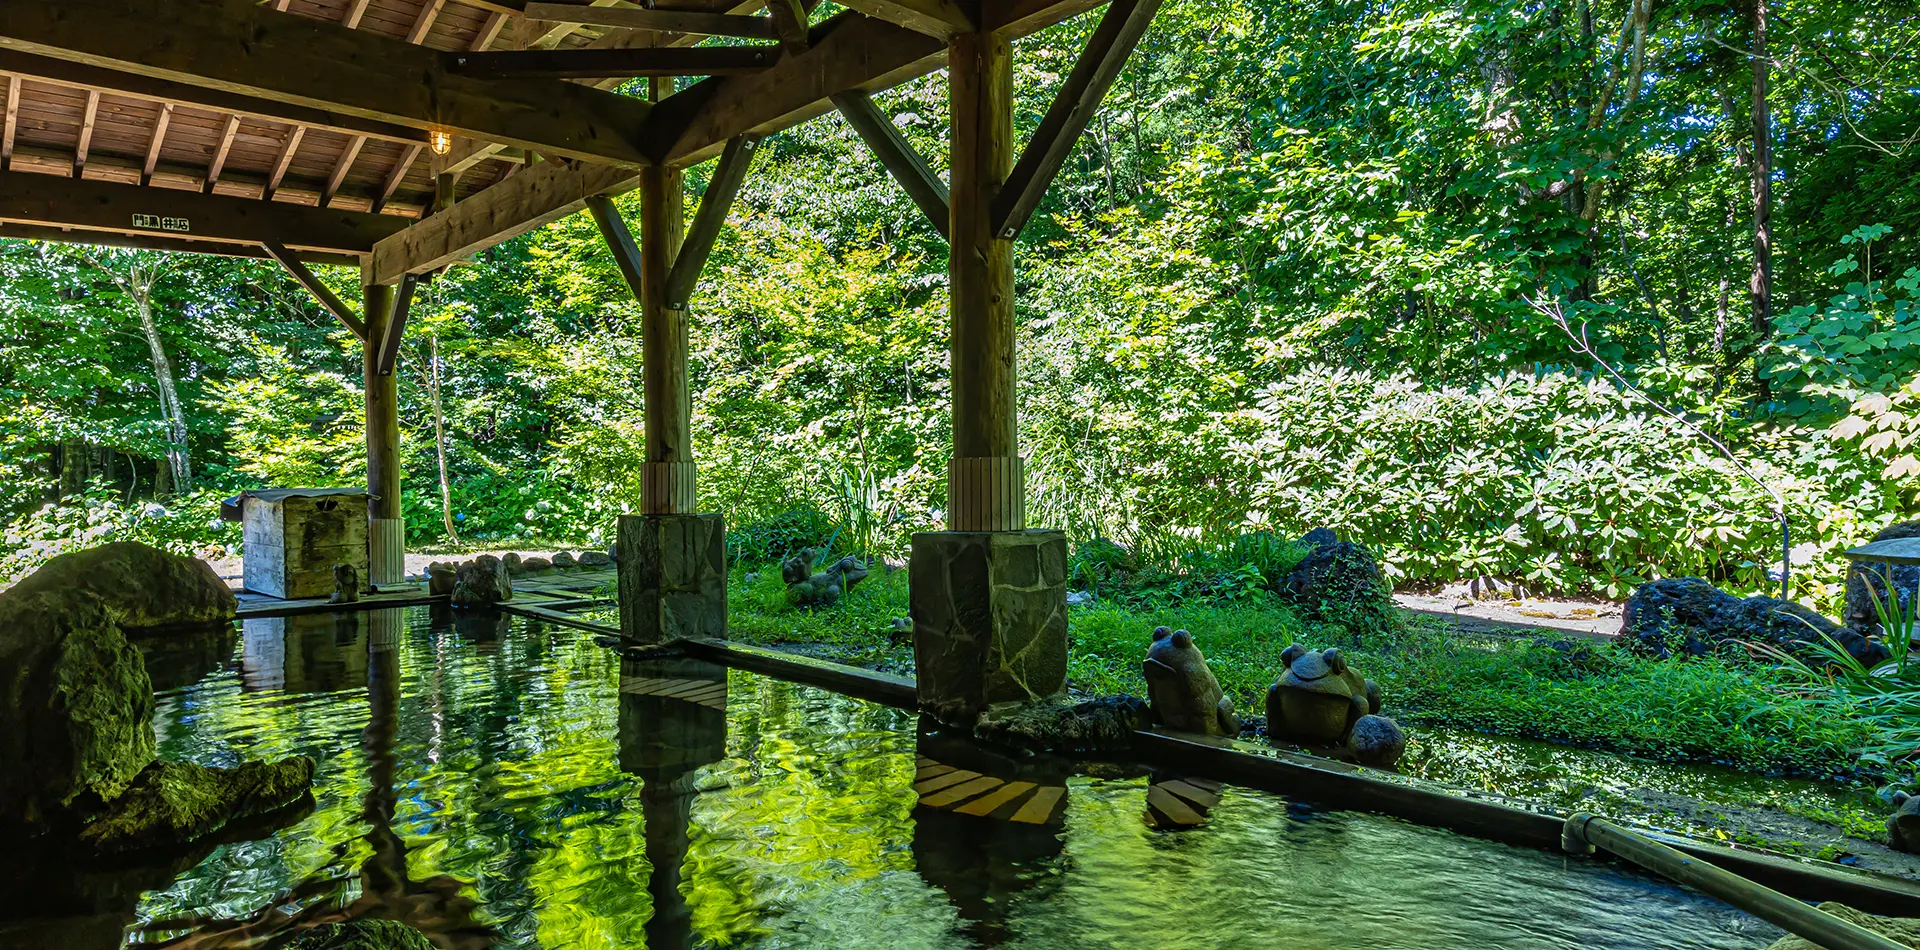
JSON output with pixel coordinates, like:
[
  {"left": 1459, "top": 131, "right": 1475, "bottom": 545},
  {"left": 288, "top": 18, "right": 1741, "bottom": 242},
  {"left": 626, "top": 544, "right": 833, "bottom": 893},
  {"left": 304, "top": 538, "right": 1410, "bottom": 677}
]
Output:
[{"left": 232, "top": 488, "right": 369, "bottom": 599}]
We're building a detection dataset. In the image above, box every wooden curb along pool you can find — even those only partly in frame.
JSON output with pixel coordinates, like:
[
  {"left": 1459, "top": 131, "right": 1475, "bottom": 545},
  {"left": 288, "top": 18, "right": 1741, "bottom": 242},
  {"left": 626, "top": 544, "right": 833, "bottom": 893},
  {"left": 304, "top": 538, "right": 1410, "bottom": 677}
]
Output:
[{"left": 659, "top": 636, "right": 1920, "bottom": 919}]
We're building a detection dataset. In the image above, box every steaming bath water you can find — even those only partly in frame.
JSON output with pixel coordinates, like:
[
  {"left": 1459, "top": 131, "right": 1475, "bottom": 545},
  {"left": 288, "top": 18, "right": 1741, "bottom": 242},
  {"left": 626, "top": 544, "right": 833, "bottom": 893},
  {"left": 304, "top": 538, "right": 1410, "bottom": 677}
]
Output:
[{"left": 7, "top": 607, "right": 1784, "bottom": 949}]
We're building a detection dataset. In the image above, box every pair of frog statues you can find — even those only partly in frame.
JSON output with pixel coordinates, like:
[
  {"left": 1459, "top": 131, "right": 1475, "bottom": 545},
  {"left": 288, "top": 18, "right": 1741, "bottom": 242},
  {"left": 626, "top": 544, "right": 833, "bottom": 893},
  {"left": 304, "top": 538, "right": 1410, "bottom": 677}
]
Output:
[{"left": 1142, "top": 626, "right": 1406, "bottom": 768}]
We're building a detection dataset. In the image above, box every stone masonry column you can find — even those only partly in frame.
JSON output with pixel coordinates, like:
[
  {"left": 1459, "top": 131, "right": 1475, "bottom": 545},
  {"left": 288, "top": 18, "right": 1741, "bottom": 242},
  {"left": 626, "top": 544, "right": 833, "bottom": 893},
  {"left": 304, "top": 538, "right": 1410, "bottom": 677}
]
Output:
[
  {"left": 362, "top": 280, "right": 404, "bottom": 588},
  {"left": 615, "top": 78, "right": 728, "bottom": 645},
  {"left": 910, "top": 31, "right": 1068, "bottom": 723}
]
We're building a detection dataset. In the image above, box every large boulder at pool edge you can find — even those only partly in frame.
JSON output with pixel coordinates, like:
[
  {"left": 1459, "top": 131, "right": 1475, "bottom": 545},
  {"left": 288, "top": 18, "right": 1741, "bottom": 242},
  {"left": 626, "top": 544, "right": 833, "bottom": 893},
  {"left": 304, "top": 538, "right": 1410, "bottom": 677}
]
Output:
[
  {"left": 7, "top": 541, "right": 235, "bottom": 631},
  {"left": 1623, "top": 577, "right": 1890, "bottom": 668},
  {"left": 0, "top": 589, "right": 156, "bottom": 829}
]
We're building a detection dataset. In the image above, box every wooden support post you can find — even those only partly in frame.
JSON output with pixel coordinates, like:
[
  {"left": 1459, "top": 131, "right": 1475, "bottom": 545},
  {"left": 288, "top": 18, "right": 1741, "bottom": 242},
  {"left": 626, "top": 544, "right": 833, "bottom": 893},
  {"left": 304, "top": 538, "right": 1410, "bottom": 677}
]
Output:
[
  {"left": 362, "top": 278, "right": 404, "bottom": 585},
  {"left": 640, "top": 135, "right": 692, "bottom": 514},
  {"left": 945, "top": 30, "right": 1022, "bottom": 531},
  {"left": 832, "top": 89, "right": 948, "bottom": 239}
]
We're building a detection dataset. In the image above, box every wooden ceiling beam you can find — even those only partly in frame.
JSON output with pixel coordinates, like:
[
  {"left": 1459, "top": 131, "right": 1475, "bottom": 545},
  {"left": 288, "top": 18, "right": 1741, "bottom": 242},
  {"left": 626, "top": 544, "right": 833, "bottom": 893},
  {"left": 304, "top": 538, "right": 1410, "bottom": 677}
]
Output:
[
  {"left": 139, "top": 101, "right": 170, "bottom": 186},
  {"left": 342, "top": 0, "right": 374, "bottom": 30},
  {"left": 263, "top": 125, "right": 303, "bottom": 200},
  {"left": 838, "top": 0, "right": 975, "bottom": 39},
  {"left": 71, "top": 88, "right": 98, "bottom": 177},
  {"left": 8, "top": 142, "right": 430, "bottom": 211},
  {"left": 0, "top": 0, "right": 656, "bottom": 166},
  {"left": 204, "top": 113, "right": 241, "bottom": 194},
  {"left": 0, "top": 168, "right": 409, "bottom": 254},
  {"left": 470, "top": 11, "right": 510, "bottom": 51},
  {"left": 520, "top": 3, "right": 778, "bottom": 39},
  {"left": 0, "top": 221, "right": 362, "bottom": 266},
  {"left": 369, "top": 157, "right": 638, "bottom": 284},
  {"left": 450, "top": 46, "right": 778, "bottom": 79},
  {"left": 3, "top": 75, "right": 20, "bottom": 172},
  {"left": 405, "top": 0, "right": 450, "bottom": 44}
]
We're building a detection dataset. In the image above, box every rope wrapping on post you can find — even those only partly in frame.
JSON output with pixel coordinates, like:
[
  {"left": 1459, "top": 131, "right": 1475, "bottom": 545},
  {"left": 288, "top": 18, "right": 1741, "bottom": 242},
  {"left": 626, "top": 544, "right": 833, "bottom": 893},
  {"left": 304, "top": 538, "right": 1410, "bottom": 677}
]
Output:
[{"left": 1562, "top": 814, "right": 1912, "bottom": 950}]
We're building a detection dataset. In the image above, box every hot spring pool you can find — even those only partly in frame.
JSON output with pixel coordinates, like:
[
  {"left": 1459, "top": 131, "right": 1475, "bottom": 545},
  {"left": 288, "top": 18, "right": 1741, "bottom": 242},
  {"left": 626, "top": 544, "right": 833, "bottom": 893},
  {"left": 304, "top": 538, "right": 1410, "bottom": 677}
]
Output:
[{"left": 4, "top": 607, "right": 1785, "bottom": 949}]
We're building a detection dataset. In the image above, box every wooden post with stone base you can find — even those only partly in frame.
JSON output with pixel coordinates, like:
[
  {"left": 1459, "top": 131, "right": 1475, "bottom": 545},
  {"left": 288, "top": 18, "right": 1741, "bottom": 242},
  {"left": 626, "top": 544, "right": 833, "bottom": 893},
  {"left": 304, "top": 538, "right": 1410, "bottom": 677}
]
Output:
[
  {"left": 608, "top": 80, "right": 728, "bottom": 645},
  {"left": 362, "top": 280, "right": 405, "bottom": 588},
  {"left": 909, "top": 30, "right": 1068, "bottom": 724}
]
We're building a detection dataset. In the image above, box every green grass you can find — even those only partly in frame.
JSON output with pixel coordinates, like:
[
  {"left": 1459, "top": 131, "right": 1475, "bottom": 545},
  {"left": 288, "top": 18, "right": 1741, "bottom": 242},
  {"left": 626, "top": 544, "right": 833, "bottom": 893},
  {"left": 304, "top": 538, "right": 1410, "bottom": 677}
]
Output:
[{"left": 723, "top": 569, "right": 1884, "bottom": 780}]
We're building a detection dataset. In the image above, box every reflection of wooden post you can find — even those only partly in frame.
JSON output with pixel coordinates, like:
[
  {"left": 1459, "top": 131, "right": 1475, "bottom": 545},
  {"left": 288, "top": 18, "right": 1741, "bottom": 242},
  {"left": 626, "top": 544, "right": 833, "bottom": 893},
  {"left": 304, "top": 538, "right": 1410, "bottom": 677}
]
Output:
[
  {"left": 947, "top": 30, "right": 1023, "bottom": 532},
  {"left": 363, "top": 279, "right": 403, "bottom": 585},
  {"left": 643, "top": 76, "right": 692, "bottom": 515}
]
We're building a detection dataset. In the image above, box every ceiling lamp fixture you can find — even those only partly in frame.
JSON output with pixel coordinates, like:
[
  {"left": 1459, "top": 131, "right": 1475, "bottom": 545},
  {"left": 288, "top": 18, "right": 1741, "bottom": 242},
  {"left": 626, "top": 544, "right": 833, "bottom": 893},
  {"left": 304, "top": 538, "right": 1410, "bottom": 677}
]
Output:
[{"left": 429, "top": 129, "right": 453, "bottom": 155}]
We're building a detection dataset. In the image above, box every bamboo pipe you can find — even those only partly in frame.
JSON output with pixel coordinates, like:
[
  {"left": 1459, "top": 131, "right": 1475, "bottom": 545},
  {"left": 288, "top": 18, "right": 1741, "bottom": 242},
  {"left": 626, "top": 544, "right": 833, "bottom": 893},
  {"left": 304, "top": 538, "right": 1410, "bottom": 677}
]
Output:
[{"left": 1563, "top": 814, "right": 1909, "bottom": 950}]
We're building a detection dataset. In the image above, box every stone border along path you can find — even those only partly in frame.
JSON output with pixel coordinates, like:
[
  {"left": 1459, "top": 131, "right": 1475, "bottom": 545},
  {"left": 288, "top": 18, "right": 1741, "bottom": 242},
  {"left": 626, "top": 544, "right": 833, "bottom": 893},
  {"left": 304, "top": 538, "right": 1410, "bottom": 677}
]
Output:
[{"left": 232, "top": 564, "right": 617, "bottom": 619}]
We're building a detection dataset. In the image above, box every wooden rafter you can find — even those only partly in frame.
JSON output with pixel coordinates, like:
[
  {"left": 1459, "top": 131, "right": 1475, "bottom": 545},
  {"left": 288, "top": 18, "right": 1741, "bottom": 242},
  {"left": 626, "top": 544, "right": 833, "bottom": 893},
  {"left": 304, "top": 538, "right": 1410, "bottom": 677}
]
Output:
[
  {"left": 450, "top": 46, "right": 778, "bottom": 79},
  {"left": 139, "top": 102, "right": 171, "bottom": 186},
  {"left": 2, "top": 75, "right": 20, "bottom": 172},
  {"left": 342, "top": 0, "right": 374, "bottom": 29},
  {"left": 1, "top": 222, "right": 359, "bottom": 265},
  {"left": 832, "top": 89, "right": 948, "bottom": 237},
  {"left": 837, "top": 0, "right": 974, "bottom": 39},
  {"left": 471, "top": 11, "right": 510, "bottom": 51},
  {"left": 406, "top": 0, "right": 449, "bottom": 44},
  {"left": 322, "top": 135, "right": 367, "bottom": 207},
  {"left": 264, "top": 241, "right": 366, "bottom": 339},
  {"left": 520, "top": 3, "right": 778, "bottom": 39},
  {"left": 0, "top": 169, "right": 409, "bottom": 254},
  {"left": 663, "top": 135, "right": 758, "bottom": 309},
  {"left": 373, "top": 144, "right": 424, "bottom": 214},
  {"left": 0, "top": 0, "right": 657, "bottom": 166},
  {"left": 370, "top": 158, "right": 638, "bottom": 284},
  {"left": 993, "top": 0, "right": 1162, "bottom": 238},
  {"left": 71, "top": 89, "right": 99, "bottom": 177},
  {"left": 204, "top": 113, "right": 242, "bottom": 194},
  {"left": 263, "top": 125, "right": 304, "bottom": 200}
]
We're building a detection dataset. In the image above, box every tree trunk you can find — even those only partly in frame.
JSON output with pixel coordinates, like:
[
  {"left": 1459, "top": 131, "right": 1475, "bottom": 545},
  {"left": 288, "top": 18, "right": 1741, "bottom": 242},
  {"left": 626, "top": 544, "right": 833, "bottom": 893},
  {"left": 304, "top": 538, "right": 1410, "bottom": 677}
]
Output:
[
  {"left": 133, "top": 290, "right": 192, "bottom": 494},
  {"left": 427, "top": 334, "right": 457, "bottom": 540},
  {"left": 59, "top": 440, "right": 86, "bottom": 498},
  {"left": 1748, "top": 0, "right": 1773, "bottom": 398}
]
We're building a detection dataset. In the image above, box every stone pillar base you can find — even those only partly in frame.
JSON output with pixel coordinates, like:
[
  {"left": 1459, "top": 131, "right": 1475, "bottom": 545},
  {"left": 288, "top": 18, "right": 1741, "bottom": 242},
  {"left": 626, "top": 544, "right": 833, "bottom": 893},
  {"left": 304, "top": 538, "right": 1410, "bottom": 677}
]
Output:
[
  {"left": 910, "top": 529, "right": 1067, "bottom": 723},
  {"left": 618, "top": 513, "right": 727, "bottom": 645}
]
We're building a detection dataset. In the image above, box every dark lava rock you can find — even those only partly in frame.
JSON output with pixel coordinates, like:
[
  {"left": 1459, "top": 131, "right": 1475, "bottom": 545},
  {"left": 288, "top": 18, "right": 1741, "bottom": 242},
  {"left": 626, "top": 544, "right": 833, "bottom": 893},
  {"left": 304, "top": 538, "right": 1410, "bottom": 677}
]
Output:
[
  {"left": 1299, "top": 526, "right": 1340, "bottom": 548},
  {"left": 7, "top": 541, "right": 235, "bottom": 631},
  {"left": 1142, "top": 626, "right": 1238, "bottom": 736},
  {"left": 577, "top": 550, "right": 612, "bottom": 568},
  {"left": 78, "top": 756, "right": 315, "bottom": 854},
  {"left": 0, "top": 590, "right": 155, "bottom": 829},
  {"left": 973, "top": 696, "right": 1151, "bottom": 754},
  {"left": 450, "top": 555, "right": 511, "bottom": 607},
  {"left": 1275, "top": 539, "right": 1396, "bottom": 632},
  {"left": 1622, "top": 577, "right": 1890, "bottom": 667},
  {"left": 521, "top": 556, "right": 553, "bottom": 574},
  {"left": 502, "top": 552, "right": 525, "bottom": 576},
  {"left": 1892, "top": 793, "right": 1920, "bottom": 854},
  {"left": 1346, "top": 714, "right": 1407, "bottom": 768},
  {"left": 284, "top": 919, "right": 437, "bottom": 950},
  {"left": 550, "top": 551, "right": 577, "bottom": 570},
  {"left": 1846, "top": 521, "right": 1920, "bottom": 636}
]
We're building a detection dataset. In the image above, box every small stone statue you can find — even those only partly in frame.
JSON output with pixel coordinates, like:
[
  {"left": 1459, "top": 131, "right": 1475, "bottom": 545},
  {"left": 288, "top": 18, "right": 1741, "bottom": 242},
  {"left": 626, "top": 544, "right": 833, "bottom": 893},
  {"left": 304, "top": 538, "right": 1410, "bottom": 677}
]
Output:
[
  {"left": 784, "top": 550, "right": 870, "bottom": 607},
  {"left": 426, "top": 562, "right": 458, "bottom": 597},
  {"left": 329, "top": 563, "right": 360, "bottom": 604},
  {"left": 1142, "top": 626, "right": 1239, "bottom": 737},
  {"left": 1266, "top": 645, "right": 1382, "bottom": 745},
  {"left": 1891, "top": 792, "right": 1920, "bottom": 853}
]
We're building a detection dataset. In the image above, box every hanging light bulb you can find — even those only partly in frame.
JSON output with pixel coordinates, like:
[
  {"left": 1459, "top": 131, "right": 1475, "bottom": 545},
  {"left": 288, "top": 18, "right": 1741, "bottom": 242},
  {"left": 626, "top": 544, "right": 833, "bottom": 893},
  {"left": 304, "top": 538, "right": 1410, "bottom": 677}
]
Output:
[{"left": 429, "top": 129, "right": 453, "bottom": 155}]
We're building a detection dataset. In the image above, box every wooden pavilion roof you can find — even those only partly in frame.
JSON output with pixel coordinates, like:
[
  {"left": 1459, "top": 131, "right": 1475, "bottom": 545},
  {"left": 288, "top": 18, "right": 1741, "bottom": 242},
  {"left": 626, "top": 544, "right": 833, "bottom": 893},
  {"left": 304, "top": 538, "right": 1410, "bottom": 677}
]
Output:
[{"left": 0, "top": 0, "right": 1106, "bottom": 267}]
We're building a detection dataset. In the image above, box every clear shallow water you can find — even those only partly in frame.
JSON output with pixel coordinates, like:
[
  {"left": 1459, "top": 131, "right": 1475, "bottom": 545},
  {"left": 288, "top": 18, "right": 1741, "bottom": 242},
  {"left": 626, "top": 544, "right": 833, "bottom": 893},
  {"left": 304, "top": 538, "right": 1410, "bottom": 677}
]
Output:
[{"left": 7, "top": 607, "right": 1784, "bottom": 949}]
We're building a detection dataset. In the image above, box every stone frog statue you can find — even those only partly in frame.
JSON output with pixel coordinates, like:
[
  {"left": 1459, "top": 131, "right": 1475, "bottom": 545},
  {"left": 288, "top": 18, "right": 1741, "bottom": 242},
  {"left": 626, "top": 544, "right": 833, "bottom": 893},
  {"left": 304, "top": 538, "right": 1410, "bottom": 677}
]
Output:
[
  {"left": 783, "top": 548, "right": 870, "bottom": 607},
  {"left": 1142, "top": 626, "right": 1239, "bottom": 737},
  {"left": 1266, "top": 645, "right": 1381, "bottom": 745}
]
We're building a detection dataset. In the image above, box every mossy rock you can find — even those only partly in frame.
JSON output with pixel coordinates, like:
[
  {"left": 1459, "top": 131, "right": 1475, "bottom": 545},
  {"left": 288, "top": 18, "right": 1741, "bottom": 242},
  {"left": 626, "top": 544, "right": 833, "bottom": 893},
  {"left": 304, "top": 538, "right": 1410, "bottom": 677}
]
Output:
[
  {"left": 1623, "top": 577, "right": 1889, "bottom": 667},
  {"left": 282, "top": 919, "right": 437, "bottom": 950},
  {"left": 1766, "top": 903, "right": 1920, "bottom": 950},
  {"left": 1275, "top": 539, "right": 1397, "bottom": 633},
  {"left": 79, "top": 756, "right": 315, "bottom": 854},
  {"left": 974, "top": 696, "right": 1151, "bottom": 754},
  {"left": 7, "top": 541, "right": 235, "bottom": 632},
  {"left": 0, "top": 589, "right": 155, "bottom": 829}
]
